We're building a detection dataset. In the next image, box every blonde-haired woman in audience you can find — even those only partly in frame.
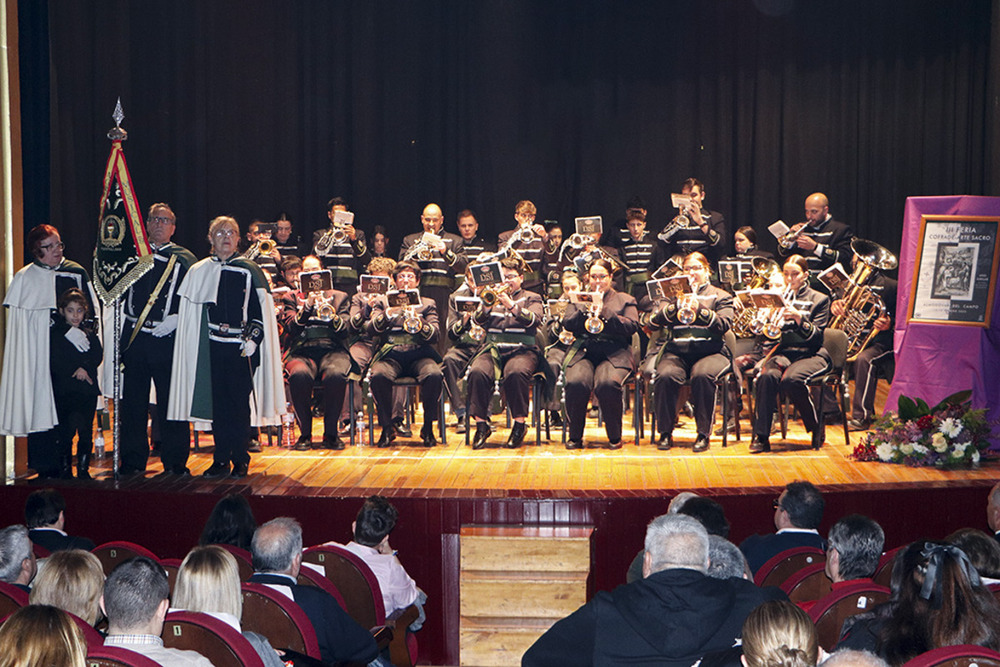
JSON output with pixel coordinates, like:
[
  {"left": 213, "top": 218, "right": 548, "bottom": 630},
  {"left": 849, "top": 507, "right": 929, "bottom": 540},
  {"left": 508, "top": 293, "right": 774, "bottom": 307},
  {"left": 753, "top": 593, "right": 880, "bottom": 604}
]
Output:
[
  {"left": 742, "top": 600, "right": 820, "bottom": 667},
  {"left": 0, "top": 604, "right": 87, "bottom": 667},
  {"left": 172, "top": 544, "right": 285, "bottom": 667},
  {"left": 29, "top": 548, "right": 105, "bottom": 626}
]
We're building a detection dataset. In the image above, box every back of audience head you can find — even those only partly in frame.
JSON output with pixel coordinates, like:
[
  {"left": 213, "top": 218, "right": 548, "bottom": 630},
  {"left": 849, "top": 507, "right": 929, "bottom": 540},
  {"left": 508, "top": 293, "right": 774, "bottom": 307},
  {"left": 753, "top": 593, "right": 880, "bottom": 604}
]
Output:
[
  {"left": 946, "top": 528, "right": 1000, "bottom": 580},
  {"left": 0, "top": 604, "right": 86, "bottom": 667},
  {"left": 173, "top": 545, "right": 242, "bottom": 619},
  {"left": 707, "top": 536, "right": 750, "bottom": 580},
  {"left": 353, "top": 495, "right": 399, "bottom": 548},
  {"left": 644, "top": 513, "right": 709, "bottom": 577},
  {"left": 778, "top": 481, "right": 825, "bottom": 530},
  {"left": 251, "top": 516, "right": 303, "bottom": 574},
  {"left": 24, "top": 488, "right": 66, "bottom": 528},
  {"left": 29, "top": 549, "right": 105, "bottom": 625},
  {"left": 0, "top": 524, "right": 35, "bottom": 585},
  {"left": 821, "top": 649, "right": 890, "bottom": 667},
  {"left": 679, "top": 497, "right": 730, "bottom": 539},
  {"left": 880, "top": 540, "right": 1000, "bottom": 663},
  {"left": 102, "top": 556, "right": 170, "bottom": 635},
  {"left": 199, "top": 493, "right": 258, "bottom": 551},
  {"left": 826, "top": 515, "right": 884, "bottom": 582},
  {"left": 740, "top": 600, "right": 818, "bottom": 667},
  {"left": 668, "top": 491, "right": 700, "bottom": 514}
]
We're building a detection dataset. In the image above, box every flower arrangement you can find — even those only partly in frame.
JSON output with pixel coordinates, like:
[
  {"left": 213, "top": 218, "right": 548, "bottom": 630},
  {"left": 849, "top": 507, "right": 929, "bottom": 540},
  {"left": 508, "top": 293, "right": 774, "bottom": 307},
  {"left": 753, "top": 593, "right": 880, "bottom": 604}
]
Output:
[{"left": 851, "top": 390, "right": 995, "bottom": 467}]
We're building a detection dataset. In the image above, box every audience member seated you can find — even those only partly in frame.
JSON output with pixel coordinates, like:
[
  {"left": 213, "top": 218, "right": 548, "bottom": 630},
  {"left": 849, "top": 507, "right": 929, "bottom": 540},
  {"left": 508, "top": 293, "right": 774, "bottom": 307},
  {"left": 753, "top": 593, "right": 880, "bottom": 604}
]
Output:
[
  {"left": 740, "top": 481, "right": 826, "bottom": 576},
  {"left": 29, "top": 549, "right": 105, "bottom": 626},
  {"left": 24, "top": 489, "right": 95, "bottom": 552},
  {"left": 707, "top": 536, "right": 752, "bottom": 581},
  {"left": 248, "top": 517, "right": 379, "bottom": 666},
  {"left": 836, "top": 541, "right": 1000, "bottom": 665},
  {"left": 800, "top": 515, "right": 884, "bottom": 611},
  {"left": 742, "top": 600, "right": 820, "bottom": 667},
  {"left": 326, "top": 495, "right": 424, "bottom": 618},
  {"left": 627, "top": 496, "right": 731, "bottom": 583},
  {"left": 988, "top": 482, "right": 1000, "bottom": 543},
  {"left": 0, "top": 524, "right": 37, "bottom": 593},
  {"left": 172, "top": 545, "right": 285, "bottom": 667},
  {"left": 101, "top": 556, "right": 213, "bottom": 666},
  {"left": 821, "top": 649, "right": 890, "bottom": 667},
  {"left": 523, "top": 514, "right": 775, "bottom": 666},
  {"left": 0, "top": 604, "right": 87, "bottom": 667},
  {"left": 948, "top": 528, "right": 1000, "bottom": 584},
  {"left": 199, "top": 494, "right": 258, "bottom": 551}
]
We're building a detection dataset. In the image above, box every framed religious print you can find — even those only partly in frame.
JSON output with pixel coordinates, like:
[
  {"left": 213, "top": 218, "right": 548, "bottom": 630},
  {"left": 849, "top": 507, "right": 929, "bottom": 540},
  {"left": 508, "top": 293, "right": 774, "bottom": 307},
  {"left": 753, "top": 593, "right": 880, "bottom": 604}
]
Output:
[{"left": 908, "top": 215, "right": 1000, "bottom": 326}]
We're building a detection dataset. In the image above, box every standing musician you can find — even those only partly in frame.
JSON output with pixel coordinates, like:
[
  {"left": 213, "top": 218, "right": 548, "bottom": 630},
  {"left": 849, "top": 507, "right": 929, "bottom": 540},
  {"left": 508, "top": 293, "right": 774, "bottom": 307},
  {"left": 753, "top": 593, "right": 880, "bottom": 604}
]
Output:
[
  {"left": 281, "top": 267, "right": 353, "bottom": 451},
  {"left": 642, "top": 252, "right": 734, "bottom": 453},
  {"left": 542, "top": 271, "right": 584, "bottom": 426},
  {"left": 313, "top": 197, "right": 370, "bottom": 295},
  {"left": 776, "top": 192, "right": 854, "bottom": 276},
  {"left": 561, "top": 259, "right": 640, "bottom": 450},
  {"left": 542, "top": 220, "right": 565, "bottom": 298},
  {"left": 399, "top": 203, "right": 467, "bottom": 356},
  {"left": 749, "top": 255, "right": 831, "bottom": 454},
  {"left": 560, "top": 232, "right": 626, "bottom": 293},
  {"left": 367, "top": 261, "right": 444, "bottom": 448},
  {"left": 118, "top": 203, "right": 197, "bottom": 477},
  {"left": 456, "top": 209, "right": 495, "bottom": 259},
  {"left": 614, "top": 209, "right": 658, "bottom": 300},
  {"left": 497, "top": 200, "right": 549, "bottom": 294},
  {"left": 443, "top": 264, "right": 485, "bottom": 434},
  {"left": 168, "top": 216, "right": 284, "bottom": 478},
  {"left": 656, "top": 178, "right": 726, "bottom": 268},
  {"left": 274, "top": 214, "right": 302, "bottom": 258},
  {"left": 245, "top": 220, "right": 281, "bottom": 280},
  {"left": 467, "top": 256, "right": 544, "bottom": 450}
]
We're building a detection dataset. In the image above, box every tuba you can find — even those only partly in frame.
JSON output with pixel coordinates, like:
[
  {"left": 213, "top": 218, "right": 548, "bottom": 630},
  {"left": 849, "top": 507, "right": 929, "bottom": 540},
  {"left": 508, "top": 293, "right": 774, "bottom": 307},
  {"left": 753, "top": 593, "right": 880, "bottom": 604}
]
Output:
[{"left": 830, "top": 238, "right": 898, "bottom": 361}]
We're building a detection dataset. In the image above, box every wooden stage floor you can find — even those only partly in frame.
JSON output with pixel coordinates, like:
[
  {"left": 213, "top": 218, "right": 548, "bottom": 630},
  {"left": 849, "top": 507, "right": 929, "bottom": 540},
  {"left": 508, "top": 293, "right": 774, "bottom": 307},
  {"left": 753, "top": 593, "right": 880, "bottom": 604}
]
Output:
[{"left": 40, "top": 382, "right": 999, "bottom": 499}]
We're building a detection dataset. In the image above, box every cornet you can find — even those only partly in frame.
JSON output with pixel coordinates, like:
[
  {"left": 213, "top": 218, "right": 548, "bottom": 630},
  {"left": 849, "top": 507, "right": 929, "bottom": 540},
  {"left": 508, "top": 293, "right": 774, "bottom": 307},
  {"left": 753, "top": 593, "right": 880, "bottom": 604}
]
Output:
[
  {"left": 480, "top": 283, "right": 512, "bottom": 307},
  {"left": 470, "top": 322, "right": 486, "bottom": 343},
  {"left": 402, "top": 306, "right": 423, "bottom": 334},
  {"left": 584, "top": 299, "right": 604, "bottom": 334},
  {"left": 315, "top": 296, "right": 336, "bottom": 322},
  {"left": 676, "top": 294, "right": 699, "bottom": 325}
]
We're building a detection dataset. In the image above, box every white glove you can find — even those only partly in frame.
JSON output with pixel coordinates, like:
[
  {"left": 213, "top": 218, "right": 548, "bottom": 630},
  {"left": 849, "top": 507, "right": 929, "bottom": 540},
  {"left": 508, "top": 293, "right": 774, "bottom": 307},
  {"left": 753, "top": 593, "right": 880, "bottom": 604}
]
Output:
[
  {"left": 241, "top": 340, "right": 258, "bottom": 358},
  {"left": 65, "top": 327, "right": 90, "bottom": 353},
  {"left": 150, "top": 313, "right": 178, "bottom": 338}
]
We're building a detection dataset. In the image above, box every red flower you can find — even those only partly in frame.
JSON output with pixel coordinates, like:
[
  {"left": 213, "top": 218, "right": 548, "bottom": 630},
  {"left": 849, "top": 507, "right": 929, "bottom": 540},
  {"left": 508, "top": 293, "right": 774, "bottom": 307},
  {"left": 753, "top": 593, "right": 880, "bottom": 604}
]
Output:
[{"left": 917, "top": 415, "right": 934, "bottom": 430}]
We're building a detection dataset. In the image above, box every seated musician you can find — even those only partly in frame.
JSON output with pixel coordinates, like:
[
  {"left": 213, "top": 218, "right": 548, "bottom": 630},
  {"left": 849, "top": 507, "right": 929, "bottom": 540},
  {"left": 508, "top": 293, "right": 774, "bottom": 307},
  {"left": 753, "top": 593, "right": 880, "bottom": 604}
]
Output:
[
  {"left": 561, "top": 259, "right": 640, "bottom": 450},
  {"left": 642, "top": 252, "right": 734, "bottom": 453},
  {"left": 733, "top": 226, "right": 774, "bottom": 260},
  {"left": 750, "top": 256, "right": 831, "bottom": 453},
  {"left": 542, "top": 271, "right": 584, "bottom": 426},
  {"left": 367, "top": 261, "right": 443, "bottom": 448},
  {"left": 281, "top": 261, "right": 353, "bottom": 451},
  {"left": 467, "top": 257, "right": 544, "bottom": 450},
  {"left": 561, "top": 232, "right": 626, "bottom": 293},
  {"left": 443, "top": 265, "right": 485, "bottom": 434}
]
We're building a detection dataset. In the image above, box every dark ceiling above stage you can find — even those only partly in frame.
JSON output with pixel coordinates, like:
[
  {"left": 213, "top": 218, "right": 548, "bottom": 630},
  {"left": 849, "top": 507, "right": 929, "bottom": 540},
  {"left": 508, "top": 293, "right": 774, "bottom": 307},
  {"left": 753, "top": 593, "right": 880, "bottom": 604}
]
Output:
[{"left": 19, "top": 0, "right": 997, "bottom": 266}]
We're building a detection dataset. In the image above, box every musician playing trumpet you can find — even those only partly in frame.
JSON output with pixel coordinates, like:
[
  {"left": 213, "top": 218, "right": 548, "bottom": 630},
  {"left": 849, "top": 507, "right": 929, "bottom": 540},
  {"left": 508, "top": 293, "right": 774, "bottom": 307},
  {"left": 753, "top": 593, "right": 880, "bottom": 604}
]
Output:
[
  {"left": 642, "top": 252, "right": 734, "bottom": 452},
  {"left": 561, "top": 259, "right": 640, "bottom": 450},
  {"left": 542, "top": 271, "right": 584, "bottom": 427},
  {"left": 467, "top": 257, "right": 545, "bottom": 450},
  {"left": 442, "top": 264, "right": 488, "bottom": 433},
  {"left": 497, "top": 200, "right": 549, "bottom": 294},
  {"left": 313, "top": 197, "right": 370, "bottom": 295},
  {"left": 776, "top": 192, "right": 854, "bottom": 276},
  {"left": 749, "top": 256, "right": 832, "bottom": 453},
  {"left": 655, "top": 178, "right": 726, "bottom": 269}
]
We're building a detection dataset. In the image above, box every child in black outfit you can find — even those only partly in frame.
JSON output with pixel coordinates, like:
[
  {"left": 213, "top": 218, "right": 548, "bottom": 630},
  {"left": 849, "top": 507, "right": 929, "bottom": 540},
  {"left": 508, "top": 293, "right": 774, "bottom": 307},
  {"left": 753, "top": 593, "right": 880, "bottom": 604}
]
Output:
[{"left": 50, "top": 288, "right": 102, "bottom": 479}]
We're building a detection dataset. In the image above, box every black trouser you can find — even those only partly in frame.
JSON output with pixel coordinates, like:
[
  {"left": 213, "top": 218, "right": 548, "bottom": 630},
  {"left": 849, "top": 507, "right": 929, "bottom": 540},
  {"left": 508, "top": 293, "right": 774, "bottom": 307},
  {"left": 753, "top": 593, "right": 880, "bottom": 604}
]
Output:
[
  {"left": 370, "top": 348, "right": 443, "bottom": 430},
  {"left": 647, "top": 350, "right": 730, "bottom": 439},
  {"left": 423, "top": 285, "right": 451, "bottom": 357},
  {"left": 121, "top": 332, "right": 191, "bottom": 472},
  {"left": 350, "top": 340, "right": 406, "bottom": 421},
  {"left": 286, "top": 347, "right": 351, "bottom": 439},
  {"left": 545, "top": 346, "right": 568, "bottom": 411},
  {"left": 850, "top": 342, "right": 892, "bottom": 421},
  {"left": 468, "top": 348, "right": 537, "bottom": 420},
  {"left": 754, "top": 352, "right": 832, "bottom": 438},
  {"left": 564, "top": 352, "right": 631, "bottom": 443},
  {"left": 209, "top": 341, "right": 255, "bottom": 467},
  {"left": 55, "top": 392, "right": 96, "bottom": 463},
  {"left": 443, "top": 344, "right": 478, "bottom": 418},
  {"left": 28, "top": 429, "right": 60, "bottom": 477}
]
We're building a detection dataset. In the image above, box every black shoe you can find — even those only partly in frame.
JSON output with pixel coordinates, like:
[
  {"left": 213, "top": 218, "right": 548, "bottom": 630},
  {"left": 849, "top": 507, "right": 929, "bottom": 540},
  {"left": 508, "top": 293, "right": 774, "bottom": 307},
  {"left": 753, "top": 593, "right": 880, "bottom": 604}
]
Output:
[
  {"left": 231, "top": 462, "right": 249, "bottom": 478},
  {"left": 566, "top": 439, "right": 584, "bottom": 450},
  {"left": 203, "top": 462, "right": 231, "bottom": 478},
  {"left": 77, "top": 454, "right": 92, "bottom": 480},
  {"left": 548, "top": 410, "right": 563, "bottom": 427},
  {"left": 605, "top": 440, "right": 622, "bottom": 450},
  {"left": 247, "top": 439, "right": 262, "bottom": 453},
  {"left": 693, "top": 435, "right": 710, "bottom": 453},
  {"left": 848, "top": 418, "right": 871, "bottom": 432},
  {"left": 749, "top": 436, "right": 770, "bottom": 454},
  {"left": 472, "top": 422, "right": 492, "bottom": 450},
  {"left": 173, "top": 467, "right": 192, "bottom": 477},
  {"left": 376, "top": 428, "right": 396, "bottom": 448},
  {"left": 714, "top": 418, "right": 736, "bottom": 436},
  {"left": 811, "top": 428, "right": 825, "bottom": 450},
  {"left": 393, "top": 419, "right": 412, "bottom": 438},
  {"left": 420, "top": 424, "right": 437, "bottom": 448},
  {"left": 149, "top": 446, "right": 161, "bottom": 458},
  {"left": 320, "top": 434, "right": 345, "bottom": 450},
  {"left": 507, "top": 422, "right": 527, "bottom": 449},
  {"left": 116, "top": 466, "right": 143, "bottom": 477},
  {"left": 657, "top": 433, "right": 673, "bottom": 451},
  {"left": 455, "top": 419, "right": 467, "bottom": 434},
  {"left": 293, "top": 436, "right": 312, "bottom": 451}
]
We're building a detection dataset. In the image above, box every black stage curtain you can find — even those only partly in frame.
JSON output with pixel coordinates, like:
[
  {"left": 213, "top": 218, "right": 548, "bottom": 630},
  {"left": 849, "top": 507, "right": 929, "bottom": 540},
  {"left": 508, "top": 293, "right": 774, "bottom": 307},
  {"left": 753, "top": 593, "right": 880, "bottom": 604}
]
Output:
[{"left": 20, "top": 0, "right": 997, "bottom": 269}]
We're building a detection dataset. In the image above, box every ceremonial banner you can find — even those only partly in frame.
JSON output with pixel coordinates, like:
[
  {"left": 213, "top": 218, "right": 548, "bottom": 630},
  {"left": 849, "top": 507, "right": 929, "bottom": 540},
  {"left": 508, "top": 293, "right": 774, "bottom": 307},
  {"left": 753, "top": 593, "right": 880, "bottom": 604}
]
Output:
[{"left": 94, "top": 139, "right": 153, "bottom": 303}]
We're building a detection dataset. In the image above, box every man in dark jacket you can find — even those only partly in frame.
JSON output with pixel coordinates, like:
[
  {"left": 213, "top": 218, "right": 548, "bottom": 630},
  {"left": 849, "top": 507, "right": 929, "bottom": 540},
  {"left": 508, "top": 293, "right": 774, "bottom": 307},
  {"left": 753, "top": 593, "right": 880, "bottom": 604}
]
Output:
[
  {"left": 523, "top": 514, "right": 775, "bottom": 667},
  {"left": 739, "top": 480, "right": 826, "bottom": 575},
  {"left": 25, "top": 489, "right": 95, "bottom": 552}
]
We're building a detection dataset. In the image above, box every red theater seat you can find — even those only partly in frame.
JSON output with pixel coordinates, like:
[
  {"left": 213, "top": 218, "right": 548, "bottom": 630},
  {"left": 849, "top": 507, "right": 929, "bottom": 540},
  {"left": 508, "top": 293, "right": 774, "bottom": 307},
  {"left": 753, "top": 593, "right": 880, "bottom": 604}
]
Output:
[
  {"left": 754, "top": 546, "right": 826, "bottom": 588},
  {"left": 162, "top": 610, "right": 265, "bottom": 667},
  {"left": 901, "top": 645, "right": 1000, "bottom": 667}
]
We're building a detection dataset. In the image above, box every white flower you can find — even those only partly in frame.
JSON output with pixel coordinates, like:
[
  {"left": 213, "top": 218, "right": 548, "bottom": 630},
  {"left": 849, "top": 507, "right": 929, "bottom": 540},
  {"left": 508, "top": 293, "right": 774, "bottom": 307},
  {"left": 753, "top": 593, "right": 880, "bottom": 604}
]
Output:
[
  {"left": 972, "top": 449, "right": 981, "bottom": 464},
  {"left": 939, "top": 418, "right": 963, "bottom": 438},
  {"left": 912, "top": 443, "right": 929, "bottom": 455},
  {"left": 876, "top": 443, "right": 894, "bottom": 461},
  {"left": 900, "top": 443, "right": 914, "bottom": 456},
  {"left": 952, "top": 441, "right": 970, "bottom": 456},
  {"left": 931, "top": 432, "right": 948, "bottom": 453}
]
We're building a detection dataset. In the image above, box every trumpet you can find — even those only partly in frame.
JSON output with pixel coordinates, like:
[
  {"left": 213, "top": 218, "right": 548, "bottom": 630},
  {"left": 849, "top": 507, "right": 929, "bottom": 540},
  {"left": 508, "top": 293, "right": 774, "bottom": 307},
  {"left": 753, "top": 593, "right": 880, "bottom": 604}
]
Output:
[
  {"left": 244, "top": 238, "right": 276, "bottom": 260},
  {"left": 677, "top": 293, "right": 699, "bottom": 325},
  {"left": 558, "top": 233, "right": 590, "bottom": 263},
  {"left": 402, "top": 306, "right": 422, "bottom": 334},
  {"left": 584, "top": 299, "right": 604, "bottom": 335},
  {"left": 778, "top": 223, "right": 808, "bottom": 249},
  {"left": 510, "top": 225, "right": 537, "bottom": 244},
  {"left": 481, "top": 283, "right": 512, "bottom": 307},
  {"left": 658, "top": 210, "right": 697, "bottom": 242},
  {"left": 470, "top": 322, "right": 486, "bottom": 343},
  {"left": 402, "top": 241, "right": 434, "bottom": 262},
  {"left": 315, "top": 297, "right": 336, "bottom": 322}
]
